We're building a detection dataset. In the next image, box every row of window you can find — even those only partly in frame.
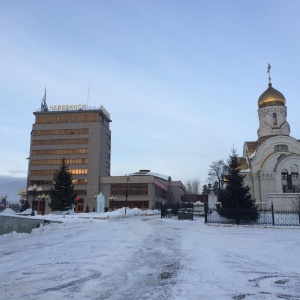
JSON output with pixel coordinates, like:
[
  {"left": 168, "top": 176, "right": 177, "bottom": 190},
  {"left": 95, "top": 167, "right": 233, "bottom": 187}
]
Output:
[
  {"left": 32, "top": 129, "right": 89, "bottom": 135},
  {"left": 72, "top": 179, "right": 88, "bottom": 185},
  {"left": 36, "top": 113, "right": 101, "bottom": 124},
  {"left": 111, "top": 183, "right": 148, "bottom": 195},
  {"left": 31, "top": 158, "right": 88, "bottom": 165},
  {"left": 281, "top": 173, "right": 299, "bottom": 180},
  {"left": 31, "top": 169, "right": 88, "bottom": 176},
  {"left": 30, "top": 179, "right": 88, "bottom": 186},
  {"left": 27, "top": 189, "right": 86, "bottom": 196},
  {"left": 32, "top": 148, "right": 88, "bottom": 155},
  {"left": 110, "top": 200, "right": 149, "bottom": 210},
  {"left": 32, "top": 138, "right": 88, "bottom": 145}
]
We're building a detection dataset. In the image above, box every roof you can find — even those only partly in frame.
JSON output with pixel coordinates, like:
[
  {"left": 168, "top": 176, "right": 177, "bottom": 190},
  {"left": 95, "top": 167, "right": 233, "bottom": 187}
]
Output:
[{"left": 129, "top": 170, "right": 171, "bottom": 182}]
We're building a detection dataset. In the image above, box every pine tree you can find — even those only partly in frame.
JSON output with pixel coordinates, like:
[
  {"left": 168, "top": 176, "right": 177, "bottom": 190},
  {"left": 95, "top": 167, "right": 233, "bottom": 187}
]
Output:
[
  {"left": 218, "top": 149, "right": 259, "bottom": 223},
  {"left": 49, "top": 158, "right": 77, "bottom": 211}
]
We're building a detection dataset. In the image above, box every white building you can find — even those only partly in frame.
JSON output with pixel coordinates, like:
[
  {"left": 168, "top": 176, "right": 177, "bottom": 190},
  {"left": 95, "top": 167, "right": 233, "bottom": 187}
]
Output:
[{"left": 241, "top": 73, "right": 300, "bottom": 210}]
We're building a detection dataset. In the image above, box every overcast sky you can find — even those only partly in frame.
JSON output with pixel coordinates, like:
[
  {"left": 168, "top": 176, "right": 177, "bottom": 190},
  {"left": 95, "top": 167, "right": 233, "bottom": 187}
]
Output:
[{"left": 1, "top": 0, "right": 300, "bottom": 199}]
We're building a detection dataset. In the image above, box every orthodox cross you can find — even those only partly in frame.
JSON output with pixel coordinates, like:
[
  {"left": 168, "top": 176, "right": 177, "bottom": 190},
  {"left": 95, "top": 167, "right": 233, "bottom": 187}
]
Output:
[{"left": 267, "top": 63, "right": 271, "bottom": 84}]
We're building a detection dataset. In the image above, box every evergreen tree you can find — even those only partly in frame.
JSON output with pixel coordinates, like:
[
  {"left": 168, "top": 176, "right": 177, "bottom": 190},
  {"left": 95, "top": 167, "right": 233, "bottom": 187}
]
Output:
[
  {"left": 49, "top": 158, "right": 77, "bottom": 211},
  {"left": 217, "top": 149, "right": 259, "bottom": 223}
]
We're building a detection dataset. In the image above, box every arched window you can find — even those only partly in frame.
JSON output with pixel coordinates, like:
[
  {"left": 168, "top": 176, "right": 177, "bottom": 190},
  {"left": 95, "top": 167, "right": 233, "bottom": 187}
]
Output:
[
  {"left": 281, "top": 170, "right": 288, "bottom": 180},
  {"left": 273, "top": 113, "right": 277, "bottom": 125}
]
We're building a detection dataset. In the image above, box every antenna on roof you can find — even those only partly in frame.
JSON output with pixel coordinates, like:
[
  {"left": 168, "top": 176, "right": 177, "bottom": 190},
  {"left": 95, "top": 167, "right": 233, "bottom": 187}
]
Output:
[{"left": 41, "top": 87, "right": 48, "bottom": 112}]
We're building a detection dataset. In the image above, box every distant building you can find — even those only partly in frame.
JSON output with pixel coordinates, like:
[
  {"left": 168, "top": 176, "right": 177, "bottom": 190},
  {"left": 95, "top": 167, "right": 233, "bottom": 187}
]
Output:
[
  {"left": 99, "top": 170, "right": 186, "bottom": 211},
  {"left": 240, "top": 67, "right": 300, "bottom": 209},
  {"left": 27, "top": 92, "right": 111, "bottom": 213}
]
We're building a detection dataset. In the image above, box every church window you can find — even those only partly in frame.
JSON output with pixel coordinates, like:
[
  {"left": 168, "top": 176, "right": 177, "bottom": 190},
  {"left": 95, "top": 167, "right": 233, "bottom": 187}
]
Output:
[
  {"left": 273, "top": 113, "right": 277, "bottom": 125},
  {"left": 274, "top": 144, "right": 288, "bottom": 152},
  {"left": 281, "top": 170, "right": 288, "bottom": 180}
]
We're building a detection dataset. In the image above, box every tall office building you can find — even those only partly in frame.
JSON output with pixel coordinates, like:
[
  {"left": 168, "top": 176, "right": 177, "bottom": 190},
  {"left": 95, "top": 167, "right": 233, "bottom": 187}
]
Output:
[{"left": 27, "top": 93, "right": 111, "bottom": 213}]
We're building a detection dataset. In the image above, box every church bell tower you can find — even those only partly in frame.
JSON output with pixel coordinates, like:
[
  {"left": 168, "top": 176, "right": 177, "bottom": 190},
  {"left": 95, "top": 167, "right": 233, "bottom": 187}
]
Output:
[{"left": 257, "top": 64, "right": 290, "bottom": 139}]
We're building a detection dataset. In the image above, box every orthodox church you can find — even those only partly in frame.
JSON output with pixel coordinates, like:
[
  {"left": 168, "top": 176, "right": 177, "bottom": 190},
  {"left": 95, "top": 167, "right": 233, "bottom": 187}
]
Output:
[{"left": 241, "top": 66, "right": 300, "bottom": 209}]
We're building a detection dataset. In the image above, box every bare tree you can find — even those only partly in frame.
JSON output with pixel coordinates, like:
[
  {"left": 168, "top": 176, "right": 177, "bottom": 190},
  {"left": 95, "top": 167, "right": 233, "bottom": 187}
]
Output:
[
  {"left": 185, "top": 179, "right": 201, "bottom": 194},
  {"left": 207, "top": 160, "right": 227, "bottom": 191}
]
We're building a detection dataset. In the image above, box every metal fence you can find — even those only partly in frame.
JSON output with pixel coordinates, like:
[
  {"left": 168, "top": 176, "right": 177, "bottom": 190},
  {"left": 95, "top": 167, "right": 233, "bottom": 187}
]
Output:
[
  {"left": 205, "top": 204, "right": 300, "bottom": 226},
  {"left": 161, "top": 202, "right": 203, "bottom": 219}
]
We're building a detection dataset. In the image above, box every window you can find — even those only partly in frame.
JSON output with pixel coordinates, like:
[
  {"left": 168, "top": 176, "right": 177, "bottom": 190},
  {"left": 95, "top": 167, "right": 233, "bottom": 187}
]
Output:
[
  {"left": 32, "top": 129, "right": 89, "bottom": 135},
  {"left": 35, "top": 113, "right": 100, "bottom": 124},
  {"left": 31, "top": 158, "right": 88, "bottom": 165},
  {"left": 273, "top": 113, "right": 277, "bottom": 126},
  {"left": 111, "top": 183, "right": 148, "bottom": 196},
  {"left": 31, "top": 169, "right": 88, "bottom": 176},
  {"left": 32, "top": 138, "right": 88, "bottom": 145},
  {"left": 32, "top": 148, "right": 88, "bottom": 155},
  {"left": 274, "top": 145, "right": 288, "bottom": 152}
]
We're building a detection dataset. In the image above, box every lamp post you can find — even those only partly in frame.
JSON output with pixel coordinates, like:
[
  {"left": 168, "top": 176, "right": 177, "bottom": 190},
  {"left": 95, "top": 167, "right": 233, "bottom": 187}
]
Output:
[
  {"left": 20, "top": 197, "right": 26, "bottom": 212},
  {"left": 108, "top": 196, "right": 116, "bottom": 211},
  {"left": 38, "top": 193, "right": 49, "bottom": 215},
  {"left": 125, "top": 176, "right": 129, "bottom": 214},
  {"left": 28, "top": 184, "right": 42, "bottom": 216}
]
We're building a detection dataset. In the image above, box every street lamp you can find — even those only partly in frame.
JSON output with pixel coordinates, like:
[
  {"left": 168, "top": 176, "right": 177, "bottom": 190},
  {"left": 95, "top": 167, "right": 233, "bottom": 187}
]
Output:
[
  {"left": 38, "top": 193, "right": 49, "bottom": 215},
  {"left": 20, "top": 196, "right": 26, "bottom": 212},
  {"left": 108, "top": 196, "right": 116, "bottom": 211},
  {"left": 125, "top": 176, "right": 129, "bottom": 214},
  {"left": 28, "top": 184, "right": 42, "bottom": 216}
]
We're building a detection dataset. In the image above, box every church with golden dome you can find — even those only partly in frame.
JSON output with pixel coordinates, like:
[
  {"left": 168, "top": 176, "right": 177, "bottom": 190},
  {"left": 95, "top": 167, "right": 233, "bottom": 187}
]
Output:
[{"left": 241, "top": 65, "right": 300, "bottom": 209}]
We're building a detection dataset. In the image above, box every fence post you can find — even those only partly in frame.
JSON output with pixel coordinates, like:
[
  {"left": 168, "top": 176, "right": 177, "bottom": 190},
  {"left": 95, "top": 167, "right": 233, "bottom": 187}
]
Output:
[
  {"left": 204, "top": 201, "right": 208, "bottom": 223},
  {"left": 271, "top": 202, "right": 275, "bottom": 226},
  {"left": 236, "top": 201, "right": 240, "bottom": 225}
]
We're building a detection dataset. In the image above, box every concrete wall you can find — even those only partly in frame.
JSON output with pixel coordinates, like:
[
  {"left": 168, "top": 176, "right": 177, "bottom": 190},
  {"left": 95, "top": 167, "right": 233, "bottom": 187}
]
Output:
[
  {"left": 0, "top": 215, "right": 56, "bottom": 235},
  {"left": 267, "top": 193, "right": 300, "bottom": 210}
]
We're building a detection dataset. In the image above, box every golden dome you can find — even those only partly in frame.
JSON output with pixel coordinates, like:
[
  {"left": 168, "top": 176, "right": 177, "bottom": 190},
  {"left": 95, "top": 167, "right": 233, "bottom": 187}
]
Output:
[{"left": 258, "top": 83, "right": 286, "bottom": 109}]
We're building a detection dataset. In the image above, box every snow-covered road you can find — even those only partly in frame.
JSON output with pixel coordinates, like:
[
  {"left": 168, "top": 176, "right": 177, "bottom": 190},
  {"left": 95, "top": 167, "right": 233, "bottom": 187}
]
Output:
[{"left": 1, "top": 215, "right": 300, "bottom": 300}]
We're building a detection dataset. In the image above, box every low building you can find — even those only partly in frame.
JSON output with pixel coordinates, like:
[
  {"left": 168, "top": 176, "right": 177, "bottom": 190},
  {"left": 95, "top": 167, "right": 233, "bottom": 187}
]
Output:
[{"left": 99, "top": 170, "right": 186, "bottom": 211}]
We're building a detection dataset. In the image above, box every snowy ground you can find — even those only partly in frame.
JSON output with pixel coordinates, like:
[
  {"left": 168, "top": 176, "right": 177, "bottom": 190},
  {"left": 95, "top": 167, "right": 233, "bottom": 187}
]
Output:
[{"left": 1, "top": 209, "right": 300, "bottom": 300}]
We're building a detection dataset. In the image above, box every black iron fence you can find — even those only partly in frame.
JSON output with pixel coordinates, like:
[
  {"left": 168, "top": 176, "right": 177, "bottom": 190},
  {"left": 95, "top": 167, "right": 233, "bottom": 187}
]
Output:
[{"left": 205, "top": 204, "right": 300, "bottom": 226}]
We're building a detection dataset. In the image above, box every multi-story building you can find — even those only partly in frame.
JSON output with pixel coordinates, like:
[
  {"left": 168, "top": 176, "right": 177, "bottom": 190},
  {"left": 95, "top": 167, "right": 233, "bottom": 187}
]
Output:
[{"left": 27, "top": 94, "right": 111, "bottom": 213}]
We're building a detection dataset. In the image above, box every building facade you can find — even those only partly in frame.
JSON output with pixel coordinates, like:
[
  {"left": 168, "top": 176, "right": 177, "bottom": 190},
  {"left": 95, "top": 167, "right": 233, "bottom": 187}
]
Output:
[
  {"left": 99, "top": 170, "right": 186, "bottom": 211},
  {"left": 27, "top": 95, "right": 111, "bottom": 213},
  {"left": 240, "top": 69, "right": 300, "bottom": 209}
]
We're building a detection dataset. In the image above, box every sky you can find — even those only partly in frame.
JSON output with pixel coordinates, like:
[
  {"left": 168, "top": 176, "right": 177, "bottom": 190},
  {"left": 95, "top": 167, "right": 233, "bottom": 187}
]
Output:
[
  {"left": 1, "top": 211, "right": 300, "bottom": 299},
  {"left": 1, "top": 0, "right": 300, "bottom": 200}
]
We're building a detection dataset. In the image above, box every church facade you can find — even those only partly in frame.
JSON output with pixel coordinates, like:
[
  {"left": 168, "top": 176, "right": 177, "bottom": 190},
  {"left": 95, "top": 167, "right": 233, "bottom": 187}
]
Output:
[{"left": 240, "top": 70, "right": 300, "bottom": 209}]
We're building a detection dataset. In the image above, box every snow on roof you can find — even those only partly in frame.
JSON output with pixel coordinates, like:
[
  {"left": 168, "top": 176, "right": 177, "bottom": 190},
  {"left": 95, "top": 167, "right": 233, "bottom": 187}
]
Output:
[{"left": 129, "top": 170, "right": 171, "bottom": 181}]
